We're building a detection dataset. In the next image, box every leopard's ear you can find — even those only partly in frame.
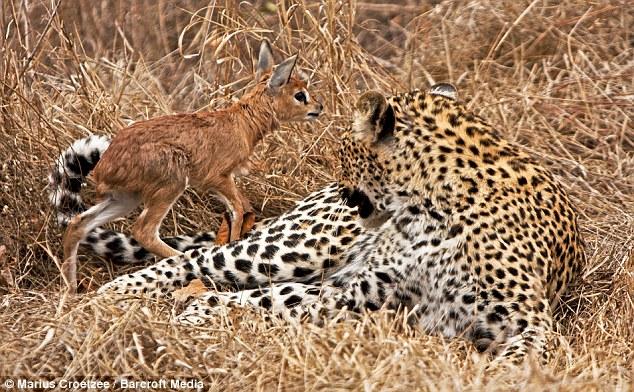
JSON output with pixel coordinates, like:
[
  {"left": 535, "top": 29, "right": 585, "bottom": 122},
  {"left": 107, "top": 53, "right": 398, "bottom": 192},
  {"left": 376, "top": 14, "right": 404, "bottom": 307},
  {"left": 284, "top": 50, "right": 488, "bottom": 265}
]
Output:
[
  {"left": 429, "top": 83, "right": 457, "bottom": 100},
  {"left": 353, "top": 91, "right": 395, "bottom": 144}
]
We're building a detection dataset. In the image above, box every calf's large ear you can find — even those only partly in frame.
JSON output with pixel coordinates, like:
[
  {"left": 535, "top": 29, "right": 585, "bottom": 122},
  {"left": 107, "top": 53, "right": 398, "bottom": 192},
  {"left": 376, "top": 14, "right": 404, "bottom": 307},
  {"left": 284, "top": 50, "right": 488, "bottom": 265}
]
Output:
[
  {"left": 256, "top": 39, "right": 275, "bottom": 82},
  {"left": 267, "top": 54, "right": 298, "bottom": 92}
]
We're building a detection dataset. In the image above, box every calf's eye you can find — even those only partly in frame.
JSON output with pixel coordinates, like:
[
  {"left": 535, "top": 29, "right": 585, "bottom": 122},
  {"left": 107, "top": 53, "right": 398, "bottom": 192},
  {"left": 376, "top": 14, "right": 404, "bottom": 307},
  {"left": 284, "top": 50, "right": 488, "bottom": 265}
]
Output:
[{"left": 294, "top": 91, "right": 307, "bottom": 103}]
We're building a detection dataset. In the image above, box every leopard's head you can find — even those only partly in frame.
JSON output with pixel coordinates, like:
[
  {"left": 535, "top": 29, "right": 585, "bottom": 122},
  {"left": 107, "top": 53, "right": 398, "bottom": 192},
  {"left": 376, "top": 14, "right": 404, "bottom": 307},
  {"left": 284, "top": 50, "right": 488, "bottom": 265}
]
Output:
[{"left": 338, "top": 84, "right": 459, "bottom": 227}]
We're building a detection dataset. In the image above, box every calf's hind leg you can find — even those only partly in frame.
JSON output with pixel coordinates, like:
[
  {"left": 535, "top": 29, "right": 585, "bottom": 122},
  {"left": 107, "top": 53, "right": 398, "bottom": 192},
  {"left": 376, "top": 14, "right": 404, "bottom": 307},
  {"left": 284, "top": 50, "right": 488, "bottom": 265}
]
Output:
[
  {"left": 133, "top": 182, "right": 186, "bottom": 258},
  {"left": 62, "top": 192, "right": 139, "bottom": 293}
]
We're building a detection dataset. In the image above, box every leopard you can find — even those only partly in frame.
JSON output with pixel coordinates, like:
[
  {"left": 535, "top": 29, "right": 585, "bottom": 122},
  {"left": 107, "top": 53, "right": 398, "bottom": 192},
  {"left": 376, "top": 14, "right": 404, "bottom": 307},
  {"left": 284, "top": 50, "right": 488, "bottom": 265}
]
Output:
[{"left": 51, "top": 84, "right": 585, "bottom": 366}]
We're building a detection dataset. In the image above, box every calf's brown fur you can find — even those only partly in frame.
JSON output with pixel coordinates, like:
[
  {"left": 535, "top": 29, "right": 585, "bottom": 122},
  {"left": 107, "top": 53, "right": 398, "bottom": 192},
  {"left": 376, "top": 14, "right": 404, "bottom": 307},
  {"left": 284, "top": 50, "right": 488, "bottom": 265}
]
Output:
[{"left": 61, "top": 40, "right": 322, "bottom": 293}]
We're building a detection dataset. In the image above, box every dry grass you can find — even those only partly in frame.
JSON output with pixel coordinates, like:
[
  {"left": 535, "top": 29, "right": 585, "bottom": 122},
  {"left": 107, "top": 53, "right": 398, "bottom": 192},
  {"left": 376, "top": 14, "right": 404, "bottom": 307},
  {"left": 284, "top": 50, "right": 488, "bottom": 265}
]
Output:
[{"left": 0, "top": 0, "right": 632, "bottom": 390}]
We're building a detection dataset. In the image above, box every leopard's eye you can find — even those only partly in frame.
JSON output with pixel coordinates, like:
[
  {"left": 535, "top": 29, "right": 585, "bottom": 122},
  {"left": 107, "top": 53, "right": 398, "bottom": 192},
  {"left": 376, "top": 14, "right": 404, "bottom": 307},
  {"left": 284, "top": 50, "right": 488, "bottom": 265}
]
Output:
[{"left": 294, "top": 91, "right": 307, "bottom": 103}]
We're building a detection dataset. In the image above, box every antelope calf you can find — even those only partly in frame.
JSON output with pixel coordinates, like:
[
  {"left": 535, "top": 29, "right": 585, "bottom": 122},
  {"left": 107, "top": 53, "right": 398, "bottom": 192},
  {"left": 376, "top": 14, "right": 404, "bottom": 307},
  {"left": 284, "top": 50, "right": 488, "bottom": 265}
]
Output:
[{"left": 62, "top": 39, "right": 323, "bottom": 293}]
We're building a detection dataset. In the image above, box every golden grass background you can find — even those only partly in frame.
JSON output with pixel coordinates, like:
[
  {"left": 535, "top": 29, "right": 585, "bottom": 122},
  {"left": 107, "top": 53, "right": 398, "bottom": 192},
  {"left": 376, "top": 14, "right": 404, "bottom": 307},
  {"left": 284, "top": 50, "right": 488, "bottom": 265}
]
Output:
[{"left": 0, "top": 0, "right": 632, "bottom": 390}]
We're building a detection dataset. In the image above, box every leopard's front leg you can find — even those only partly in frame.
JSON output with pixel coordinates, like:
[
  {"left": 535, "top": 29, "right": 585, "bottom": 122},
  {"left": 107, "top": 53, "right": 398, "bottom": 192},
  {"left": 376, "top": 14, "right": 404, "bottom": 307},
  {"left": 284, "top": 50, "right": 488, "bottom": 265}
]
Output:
[
  {"left": 176, "top": 263, "right": 398, "bottom": 326},
  {"left": 176, "top": 282, "right": 329, "bottom": 325}
]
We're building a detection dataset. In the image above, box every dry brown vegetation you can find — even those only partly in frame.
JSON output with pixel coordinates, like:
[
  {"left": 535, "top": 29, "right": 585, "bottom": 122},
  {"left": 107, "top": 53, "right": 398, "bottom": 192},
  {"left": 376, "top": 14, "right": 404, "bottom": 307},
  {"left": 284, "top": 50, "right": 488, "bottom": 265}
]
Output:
[{"left": 0, "top": 0, "right": 632, "bottom": 390}]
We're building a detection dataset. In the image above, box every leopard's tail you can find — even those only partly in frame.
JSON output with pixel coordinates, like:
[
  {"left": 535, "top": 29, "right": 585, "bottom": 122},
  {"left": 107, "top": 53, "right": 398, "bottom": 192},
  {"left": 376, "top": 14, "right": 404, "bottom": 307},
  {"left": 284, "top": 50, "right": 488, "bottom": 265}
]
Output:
[
  {"left": 48, "top": 135, "right": 111, "bottom": 226},
  {"left": 49, "top": 135, "right": 216, "bottom": 264}
]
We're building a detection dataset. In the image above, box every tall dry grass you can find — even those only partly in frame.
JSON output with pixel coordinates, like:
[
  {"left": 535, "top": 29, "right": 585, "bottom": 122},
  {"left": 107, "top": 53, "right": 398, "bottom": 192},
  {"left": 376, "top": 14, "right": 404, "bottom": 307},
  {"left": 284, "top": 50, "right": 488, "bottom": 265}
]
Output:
[{"left": 0, "top": 0, "right": 632, "bottom": 390}]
